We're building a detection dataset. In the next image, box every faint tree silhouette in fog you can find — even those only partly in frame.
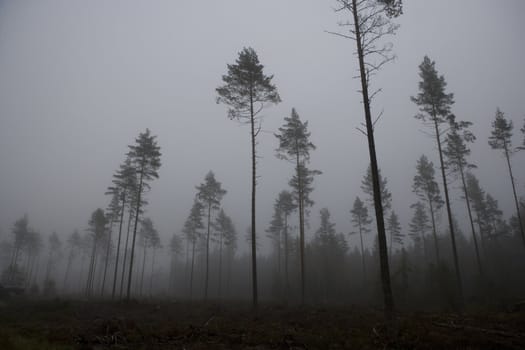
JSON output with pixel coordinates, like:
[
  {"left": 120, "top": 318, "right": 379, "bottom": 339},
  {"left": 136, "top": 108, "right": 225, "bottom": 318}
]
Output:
[
  {"left": 488, "top": 108, "right": 524, "bottom": 248},
  {"left": 411, "top": 56, "right": 463, "bottom": 306},
  {"left": 183, "top": 199, "right": 204, "bottom": 299},
  {"left": 125, "top": 129, "right": 161, "bottom": 301},
  {"left": 196, "top": 171, "right": 226, "bottom": 300},
  {"left": 213, "top": 209, "right": 235, "bottom": 298},
  {"left": 62, "top": 229, "right": 81, "bottom": 292},
  {"left": 216, "top": 47, "right": 281, "bottom": 307},
  {"left": 412, "top": 155, "right": 443, "bottom": 264},
  {"left": 443, "top": 116, "right": 483, "bottom": 276},
  {"left": 85, "top": 208, "right": 107, "bottom": 298},
  {"left": 408, "top": 202, "right": 430, "bottom": 260},
  {"left": 275, "top": 108, "right": 318, "bottom": 304},
  {"left": 350, "top": 196, "right": 372, "bottom": 286}
]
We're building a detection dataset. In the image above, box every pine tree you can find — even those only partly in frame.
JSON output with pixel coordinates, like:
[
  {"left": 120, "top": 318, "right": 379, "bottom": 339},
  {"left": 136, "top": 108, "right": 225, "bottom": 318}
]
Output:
[
  {"left": 408, "top": 202, "right": 430, "bottom": 256},
  {"left": 182, "top": 199, "right": 204, "bottom": 299},
  {"left": 488, "top": 108, "right": 524, "bottom": 247},
  {"left": 62, "top": 230, "right": 81, "bottom": 292},
  {"left": 217, "top": 47, "right": 280, "bottom": 307},
  {"left": 386, "top": 211, "right": 403, "bottom": 258},
  {"left": 465, "top": 173, "right": 490, "bottom": 254},
  {"left": 411, "top": 56, "right": 463, "bottom": 305},
  {"left": 168, "top": 233, "right": 183, "bottom": 294},
  {"left": 86, "top": 208, "right": 107, "bottom": 298},
  {"left": 213, "top": 209, "right": 235, "bottom": 299},
  {"left": 196, "top": 171, "right": 226, "bottom": 300},
  {"left": 443, "top": 116, "right": 483, "bottom": 276},
  {"left": 412, "top": 155, "right": 443, "bottom": 263},
  {"left": 361, "top": 165, "right": 392, "bottom": 212},
  {"left": 138, "top": 218, "right": 157, "bottom": 297},
  {"left": 109, "top": 157, "right": 137, "bottom": 299},
  {"left": 330, "top": 0, "right": 401, "bottom": 320},
  {"left": 125, "top": 129, "right": 161, "bottom": 301},
  {"left": 350, "top": 196, "right": 372, "bottom": 285},
  {"left": 275, "top": 108, "right": 318, "bottom": 303}
]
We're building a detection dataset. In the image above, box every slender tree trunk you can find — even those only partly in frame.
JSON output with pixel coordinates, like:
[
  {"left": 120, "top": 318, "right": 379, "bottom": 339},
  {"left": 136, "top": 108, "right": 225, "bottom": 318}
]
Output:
[
  {"left": 249, "top": 90, "right": 258, "bottom": 308},
  {"left": 126, "top": 167, "right": 145, "bottom": 301},
  {"left": 86, "top": 237, "right": 98, "bottom": 297},
  {"left": 62, "top": 250, "right": 74, "bottom": 292},
  {"left": 184, "top": 239, "right": 189, "bottom": 295},
  {"left": 150, "top": 247, "right": 156, "bottom": 297},
  {"left": 112, "top": 195, "right": 126, "bottom": 299},
  {"left": 504, "top": 146, "right": 525, "bottom": 247},
  {"left": 295, "top": 150, "right": 306, "bottom": 305},
  {"left": 358, "top": 221, "right": 366, "bottom": 287},
  {"left": 190, "top": 238, "right": 196, "bottom": 300},
  {"left": 140, "top": 241, "right": 147, "bottom": 297},
  {"left": 433, "top": 119, "right": 463, "bottom": 305},
  {"left": 101, "top": 220, "right": 114, "bottom": 297},
  {"left": 204, "top": 202, "right": 211, "bottom": 300},
  {"left": 218, "top": 230, "right": 223, "bottom": 299},
  {"left": 351, "top": 0, "right": 393, "bottom": 319},
  {"left": 119, "top": 209, "right": 133, "bottom": 299},
  {"left": 428, "top": 200, "right": 440, "bottom": 264},
  {"left": 284, "top": 214, "right": 289, "bottom": 301},
  {"left": 459, "top": 167, "right": 483, "bottom": 276}
]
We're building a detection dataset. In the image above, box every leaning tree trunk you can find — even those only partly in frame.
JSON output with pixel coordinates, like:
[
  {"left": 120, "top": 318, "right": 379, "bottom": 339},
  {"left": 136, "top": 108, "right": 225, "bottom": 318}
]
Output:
[
  {"left": 427, "top": 199, "right": 440, "bottom": 264},
  {"left": 126, "top": 167, "right": 145, "bottom": 301},
  {"left": 459, "top": 166, "right": 483, "bottom": 276},
  {"left": 112, "top": 194, "right": 126, "bottom": 299},
  {"left": 351, "top": 0, "right": 393, "bottom": 320},
  {"left": 101, "top": 220, "right": 114, "bottom": 297},
  {"left": 119, "top": 208, "right": 133, "bottom": 299},
  {"left": 504, "top": 145, "right": 525, "bottom": 248},
  {"left": 433, "top": 118, "right": 463, "bottom": 306},
  {"left": 249, "top": 90, "right": 258, "bottom": 308}
]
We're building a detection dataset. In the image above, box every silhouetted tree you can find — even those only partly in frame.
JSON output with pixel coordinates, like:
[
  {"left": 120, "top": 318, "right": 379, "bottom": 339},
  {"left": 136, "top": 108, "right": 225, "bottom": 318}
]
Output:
[
  {"left": 86, "top": 208, "right": 107, "bottom": 298},
  {"left": 408, "top": 202, "right": 430, "bottom": 258},
  {"left": 138, "top": 218, "right": 157, "bottom": 297},
  {"left": 275, "top": 108, "right": 318, "bottom": 303},
  {"left": 411, "top": 56, "right": 463, "bottom": 305},
  {"left": 386, "top": 211, "right": 403, "bottom": 259},
  {"left": 413, "top": 155, "right": 443, "bottom": 263},
  {"left": 488, "top": 108, "right": 524, "bottom": 247},
  {"left": 312, "top": 208, "right": 348, "bottom": 302},
  {"left": 62, "top": 230, "right": 81, "bottom": 291},
  {"left": 361, "top": 165, "right": 392, "bottom": 212},
  {"left": 214, "top": 209, "right": 235, "bottom": 298},
  {"left": 149, "top": 228, "right": 161, "bottom": 297},
  {"left": 125, "top": 129, "right": 161, "bottom": 301},
  {"left": 350, "top": 196, "right": 372, "bottom": 285},
  {"left": 196, "top": 171, "right": 226, "bottom": 300},
  {"left": 9, "top": 215, "right": 30, "bottom": 279},
  {"left": 44, "top": 232, "right": 61, "bottom": 285},
  {"left": 183, "top": 199, "right": 204, "bottom": 299},
  {"left": 109, "top": 157, "right": 137, "bottom": 299},
  {"left": 216, "top": 47, "right": 281, "bottom": 307},
  {"left": 168, "top": 233, "right": 183, "bottom": 294},
  {"left": 330, "top": 0, "right": 402, "bottom": 319},
  {"left": 444, "top": 116, "right": 482, "bottom": 276}
]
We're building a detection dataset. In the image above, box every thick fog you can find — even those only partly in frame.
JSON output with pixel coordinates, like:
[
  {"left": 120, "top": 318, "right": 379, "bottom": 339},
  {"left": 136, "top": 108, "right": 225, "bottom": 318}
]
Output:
[{"left": 0, "top": 0, "right": 524, "bottom": 258}]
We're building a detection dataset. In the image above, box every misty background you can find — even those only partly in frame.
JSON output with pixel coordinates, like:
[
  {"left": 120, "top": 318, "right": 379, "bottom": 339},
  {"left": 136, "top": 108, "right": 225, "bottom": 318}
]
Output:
[{"left": 0, "top": 0, "right": 524, "bottom": 255}]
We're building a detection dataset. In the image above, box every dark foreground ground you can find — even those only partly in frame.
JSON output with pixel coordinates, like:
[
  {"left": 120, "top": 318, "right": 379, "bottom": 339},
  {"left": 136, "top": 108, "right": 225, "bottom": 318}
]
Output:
[{"left": 0, "top": 299, "right": 524, "bottom": 349}]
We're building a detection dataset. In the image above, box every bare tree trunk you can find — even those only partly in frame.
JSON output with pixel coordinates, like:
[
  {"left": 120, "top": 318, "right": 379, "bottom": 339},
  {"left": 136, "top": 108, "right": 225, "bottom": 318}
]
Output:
[
  {"left": 295, "top": 151, "right": 306, "bottom": 305},
  {"left": 119, "top": 209, "right": 133, "bottom": 299},
  {"left": 204, "top": 202, "right": 211, "bottom": 300},
  {"left": 140, "top": 241, "right": 147, "bottom": 297},
  {"left": 358, "top": 221, "right": 366, "bottom": 287},
  {"left": 101, "top": 220, "right": 114, "bottom": 297},
  {"left": 351, "top": 0, "right": 393, "bottom": 319},
  {"left": 112, "top": 195, "right": 126, "bottom": 299},
  {"left": 190, "top": 239, "right": 196, "bottom": 300},
  {"left": 504, "top": 145, "right": 525, "bottom": 247},
  {"left": 283, "top": 214, "right": 289, "bottom": 301},
  {"left": 126, "top": 166, "right": 145, "bottom": 301},
  {"left": 62, "top": 250, "right": 74, "bottom": 293},
  {"left": 428, "top": 200, "right": 440, "bottom": 263},
  {"left": 249, "top": 91, "right": 258, "bottom": 308},
  {"left": 149, "top": 247, "right": 156, "bottom": 297},
  {"left": 218, "top": 230, "right": 223, "bottom": 299},
  {"left": 433, "top": 119, "right": 463, "bottom": 305},
  {"left": 459, "top": 167, "right": 483, "bottom": 276}
]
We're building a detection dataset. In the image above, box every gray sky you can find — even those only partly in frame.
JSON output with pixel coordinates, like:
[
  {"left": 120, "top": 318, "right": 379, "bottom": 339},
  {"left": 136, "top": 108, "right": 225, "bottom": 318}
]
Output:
[{"left": 0, "top": 0, "right": 524, "bottom": 253}]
